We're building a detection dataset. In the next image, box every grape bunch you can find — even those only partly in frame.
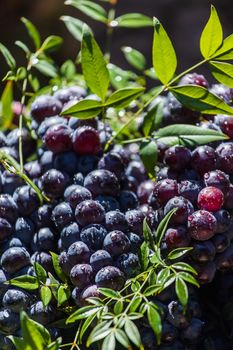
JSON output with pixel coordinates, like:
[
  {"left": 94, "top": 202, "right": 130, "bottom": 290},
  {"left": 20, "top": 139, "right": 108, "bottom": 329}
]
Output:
[
  {"left": 0, "top": 76, "right": 232, "bottom": 349},
  {"left": 140, "top": 290, "right": 205, "bottom": 350},
  {"left": 148, "top": 142, "right": 233, "bottom": 285},
  {"left": 0, "top": 86, "right": 155, "bottom": 347}
]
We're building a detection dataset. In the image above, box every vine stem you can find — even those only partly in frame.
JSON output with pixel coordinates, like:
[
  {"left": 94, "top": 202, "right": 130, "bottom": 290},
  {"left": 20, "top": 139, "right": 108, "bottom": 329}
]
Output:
[
  {"left": 105, "top": 1, "right": 117, "bottom": 62},
  {"left": 105, "top": 58, "right": 208, "bottom": 150},
  {"left": 18, "top": 74, "right": 28, "bottom": 173}
]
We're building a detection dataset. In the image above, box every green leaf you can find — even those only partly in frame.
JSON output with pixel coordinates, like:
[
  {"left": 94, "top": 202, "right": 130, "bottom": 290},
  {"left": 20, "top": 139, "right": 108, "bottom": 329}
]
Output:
[
  {"left": 60, "top": 60, "right": 76, "bottom": 79},
  {"left": 50, "top": 252, "right": 67, "bottom": 283},
  {"left": 157, "top": 268, "right": 171, "bottom": 285},
  {"left": 21, "top": 17, "right": 41, "bottom": 50},
  {"left": 170, "top": 85, "right": 233, "bottom": 115},
  {"left": 81, "top": 25, "right": 109, "bottom": 101},
  {"left": 114, "top": 13, "right": 153, "bottom": 28},
  {"left": 200, "top": 5, "right": 223, "bottom": 59},
  {"left": 142, "top": 100, "right": 164, "bottom": 137},
  {"left": 61, "top": 16, "right": 92, "bottom": 42},
  {"left": 131, "top": 281, "right": 140, "bottom": 293},
  {"left": 66, "top": 0, "right": 107, "bottom": 23},
  {"left": 0, "top": 81, "right": 13, "bottom": 129},
  {"left": 34, "top": 263, "right": 47, "bottom": 283},
  {"left": 107, "top": 63, "right": 138, "bottom": 90},
  {"left": 47, "top": 273, "right": 59, "bottom": 300},
  {"left": 105, "top": 87, "right": 144, "bottom": 109},
  {"left": 124, "top": 318, "right": 141, "bottom": 347},
  {"left": 102, "top": 331, "right": 116, "bottom": 350},
  {"left": 122, "top": 46, "right": 146, "bottom": 71},
  {"left": 47, "top": 338, "right": 62, "bottom": 350},
  {"left": 144, "top": 285, "right": 161, "bottom": 297},
  {"left": 178, "top": 272, "right": 199, "bottom": 287},
  {"left": 147, "top": 305, "right": 162, "bottom": 344},
  {"left": 143, "top": 218, "right": 155, "bottom": 250},
  {"left": 61, "top": 99, "right": 102, "bottom": 119},
  {"left": 7, "top": 336, "right": 27, "bottom": 350},
  {"left": 80, "top": 313, "right": 97, "bottom": 341},
  {"left": 57, "top": 285, "right": 71, "bottom": 306},
  {"left": 175, "top": 278, "right": 188, "bottom": 307},
  {"left": 20, "top": 312, "right": 46, "bottom": 350},
  {"left": 15, "top": 40, "right": 30, "bottom": 54},
  {"left": 40, "top": 286, "right": 52, "bottom": 307},
  {"left": 173, "top": 262, "right": 197, "bottom": 275},
  {"left": 139, "top": 241, "right": 150, "bottom": 270},
  {"left": 113, "top": 300, "right": 123, "bottom": 315},
  {"left": 144, "top": 67, "right": 158, "bottom": 80},
  {"left": 87, "top": 327, "right": 112, "bottom": 346},
  {"left": 0, "top": 43, "right": 16, "bottom": 70},
  {"left": 209, "top": 61, "right": 233, "bottom": 87},
  {"left": 156, "top": 208, "right": 177, "bottom": 246},
  {"left": 66, "top": 305, "right": 102, "bottom": 323},
  {"left": 167, "top": 247, "right": 193, "bottom": 260},
  {"left": 130, "top": 296, "right": 142, "bottom": 313},
  {"left": 41, "top": 35, "right": 63, "bottom": 53},
  {"left": 155, "top": 123, "right": 229, "bottom": 147},
  {"left": 213, "top": 34, "right": 233, "bottom": 60},
  {"left": 139, "top": 140, "right": 157, "bottom": 177},
  {"left": 29, "top": 74, "right": 40, "bottom": 92},
  {"left": 33, "top": 60, "right": 58, "bottom": 78},
  {"left": 6, "top": 275, "right": 39, "bottom": 290},
  {"left": 99, "top": 288, "right": 120, "bottom": 299},
  {"left": 115, "top": 329, "right": 130, "bottom": 348},
  {"left": 16, "top": 67, "right": 27, "bottom": 80},
  {"left": 152, "top": 17, "right": 177, "bottom": 84}
]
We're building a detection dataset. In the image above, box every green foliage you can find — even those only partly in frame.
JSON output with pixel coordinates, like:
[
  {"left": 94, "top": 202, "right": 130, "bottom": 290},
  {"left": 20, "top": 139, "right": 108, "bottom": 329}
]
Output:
[
  {"left": 200, "top": 5, "right": 223, "bottom": 59},
  {"left": 105, "top": 87, "right": 144, "bottom": 108},
  {"left": 114, "top": 13, "right": 153, "bottom": 28},
  {"left": 21, "top": 17, "right": 41, "bottom": 50},
  {"left": 8, "top": 312, "right": 61, "bottom": 350},
  {"left": 0, "top": 81, "right": 14, "bottom": 129},
  {"left": 142, "top": 100, "right": 164, "bottom": 136},
  {"left": 170, "top": 85, "right": 233, "bottom": 115},
  {"left": 122, "top": 46, "right": 146, "bottom": 70},
  {"left": 62, "top": 87, "right": 144, "bottom": 119},
  {"left": 152, "top": 17, "right": 177, "bottom": 85},
  {"left": 1, "top": 3, "right": 233, "bottom": 350},
  {"left": 213, "top": 34, "right": 233, "bottom": 60},
  {"left": 81, "top": 25, "right": 109, "bottom": 101},
  {"left": 6, "top": 275, "right": 39, "bottom": 290},
  {"left": 61, "top": 16, "right": 92, "bottom": 42},
  {"left": 0, "top": 43, "right": 16, "bottom": 70},
  {"left": 209, "top": 61, "right": 233, "bottom": 87},
  {"left": 66, "top": 0, "right": 108, "bottom": 23},
  {"left": 139, "top": 140, "right": 157, "bottom": 177},
  {"left": 64, "top": 210, "right": 198, "bottom": 350},
  {"left": 62, "top": 99, "right": 103, "bottom": 118},
  {"left": 154, "top": 124, "right": 228, "bottom": 147}
]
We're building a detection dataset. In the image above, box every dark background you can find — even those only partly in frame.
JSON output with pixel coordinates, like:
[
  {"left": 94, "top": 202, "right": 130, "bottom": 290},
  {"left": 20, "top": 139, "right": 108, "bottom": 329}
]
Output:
[{"left": 0, "top": 0, "right": 233, "bottom": 88}]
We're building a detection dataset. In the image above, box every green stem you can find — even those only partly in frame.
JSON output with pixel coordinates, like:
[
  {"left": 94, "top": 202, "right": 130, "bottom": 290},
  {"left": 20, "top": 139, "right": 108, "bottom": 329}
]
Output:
[
  {"left": 167, "top": 58, "right": 208, "bottom": 87},
  {"left": 18, "top": 75, "right": 28, "bottom": 173},
  {"left": 105, "top": 6, "right": 116, "bottom": 62}
]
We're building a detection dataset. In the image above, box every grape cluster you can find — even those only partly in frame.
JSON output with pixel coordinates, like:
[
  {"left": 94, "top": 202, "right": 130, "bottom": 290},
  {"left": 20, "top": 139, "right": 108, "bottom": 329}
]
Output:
[
  {"left": 0, "top": 86, "right": 153, "bottom": 347},
  {"left": 140, "top": 287, "right": 205, "bottom": 349},
  {"left": 0, "top": 77, "right": 233, "bottom": 349},
  {"left": 148, "top": 143, "right": 233, "bottom": 285}
]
